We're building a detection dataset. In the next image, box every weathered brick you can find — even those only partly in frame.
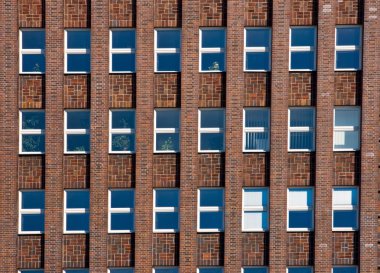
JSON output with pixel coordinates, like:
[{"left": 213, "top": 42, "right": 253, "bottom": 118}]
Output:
[
  {"left": 242, "top": 232, "right": 268, "bottom": 266},
  {"left": 155, "top": 73, "right": 181, "bottom": 108},
  {"left": 64, "top": 0, "right": 90, "bottom": 28},
  {"left": 243, "top": 153, "right": 269, "bottom": 187},
  {"left": 290, "top": 0, "right": 317, "bottom": 26},
  {"left": 333, "top": 232, "right": 358, "bottom": 265},
  {"left": 288, "top": 152, "right": 315, "bottom": 186},
  {"left": 333, "top": 152, "right": 360, "bottom": 186},
  {"left": 18, "top": 155, "right": 45, "bottom": 189},
  {"left": 153, "top": 154, "right": 180, "bottom": 188},
  {"left": 334, "top": 72, "right": 361, "bottom": 106},
  {"left": 107, "top": 234, "right": 135, "bottom": 267},
  {"left": 244, "top": 0, "right": 271, "bottom": 27},
  {"left": 109, "top": 74, "right": 136, "bottom": 108},
  {"left": 18, "top": 0, "right": 44, "bottom": 28},
  {"left": 153, "top": 233, "right": 179, "bottom": 266},
  {"left": 19, "top": 75, "right": 45, "bottom": 109},
  {"left": 63, "top": 234, "right": 89, "bottom": 268},
  {"left": 108, "top": 155, "right": 135, "bottom": 188},
  {"left": 289, "top": 72, "right": 316, "bottom": 106},
  {"left": 199, "top": 73, "right": 226, "bottom": 108},
  {"left": 287, "top": 232, "right": 314, "bottom": 266},
  {"left": 154, "top": 0, "right": 182, "bottom": 27},
  {"left": 109, "top": 0, "right": 136, "bottom": 27},
  {"left": 244, "top": 73, "right": 270, "bottom": 107},
  {"left": 63, "top": 155, "right": 90, "bottom": 189},
  {"left": 198, "top": 153, "right": 225, "bottom": 187},
  {"left": 18, "top": 235, "right": 44, "bottom": 269},
  {"left": 200, "top": 0, "right": 227, "bottom": 27},
  {"left": 197, "top": 233, "right": 224, "bottom": 266},
  {"left": 336, "top": 0, "right": 363, "bottom": 25},
  {"left": 64, "top": 75, "right": 90, "bottom": 109}
]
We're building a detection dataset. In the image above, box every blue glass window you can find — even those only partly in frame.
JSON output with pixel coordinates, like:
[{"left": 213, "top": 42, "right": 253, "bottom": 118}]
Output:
[
  {"left": 244, "top": 108, "right": 270, "bottom": 151},
  {"left": 109, "top": 189, "right": 135, "bottom": 232},
  {"left": 243, "top": 188, "right": 269, "bottom": 231},
  {"left": 65, "top": 110, "right": 90, "bottom": 153},
  {"left": 109, "top": 269, "right": 134, "bottom": 273},
  {"left": 110, "top": 110, "right": 136, "bottom": 153},
  {"left": 110, "top": 29, "right": 136, "bottom": 72},
  {"left": 334, "top": 108, "right": 360, "bottom": 150},
  {"left": 333, "top": 267, "right": 357, "bottom": 273},
  {"left": 19, "top": 191, "right": 45, "bottom": 233},
  {"left": 65, "top": 190, "right": 90, "bottom": 233},
  {"left": 287, "top": 268, "right": 313, "bottom": 273},
  {"left": 289, "top": 108, "right": 315, "bottom": 151},
  {"left": 243, "top": 268, "right": 268, "bottom": 273},
  {"left": 154, "top": 189, "right": 179, "bottom": 232},
  {"left": 333, "top": 188, "right": 358, "bottom": 230},
  {"left": 198, "top": 189, "right": 224, "bottom": 231},
  {"left": 20, "top": 111, "right": 45, "bottom": 154},
  {"left": 198, "top": 268, "right": 223, "bottom": 273},
  {"left": 154, "top": 268, "right": 179, "bottom": 273},
  {"left": 66, "top": 29, "right": 91, "bottom": 73},
  {"left": 20, "top": 270, "right": 45, "bottom": 273},
  {"left": 288, "top": 188, "right": 314, "bottom": 230},
  {"left": 155, "top": 109, "right": 180, "bottom": 152},
  {"left": 200, "top": 29, "right": 226, "bottom": 72},
  {"left": 64, "top": 270, "right": 89, "bottom": 273},
  {"left": 245, "top": 28, "right": 271, "bottom": 71},
  {"left": 155, "top": 29, "right": 181, "bottom": 72},
  {"left": 20, "top": 30, "right": 45, "bottom": 73},
  {"left": 199, "top": 109, "right": 225, "bottom": 152},
  {"left": 290, "top": 27, "right": 316, "bottom": 71},
  {"left": 335, "top": 27, "right": 361, "bottom": 70}
]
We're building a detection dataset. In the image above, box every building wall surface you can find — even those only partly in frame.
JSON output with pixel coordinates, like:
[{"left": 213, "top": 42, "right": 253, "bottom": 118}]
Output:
[{"left": 0, "top": 0, "right": 379, "bottom": 272}]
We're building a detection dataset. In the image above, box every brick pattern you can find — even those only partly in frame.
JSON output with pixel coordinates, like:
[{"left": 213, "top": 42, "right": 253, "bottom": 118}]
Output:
[
  {"left": 18, "top": 0, "right": 44, "bottom": 28},
  {"left": 333, "top": 232, "right": 359, "bottom": 265},
  {"left": 288, "top": 152, "right": 315, "bottom": 186},
  {"left": 154, "top": 73, "right": 181, "bottom": 108},
  {"left": 153, "top": 154, "right": 180, "bottom": 188},
  {"left": 243, "top": 153, "right": 269, "bottom": 187},
  {"left": 199, "top": 73, "right": 226, "bottom": 108},
  {"left": 64, "top": 75, "right": 90, "bottom": 109},
  {"left": 336, "top": 0, "right": 363, "bottom": 25},
  {"left": 287, "top": 232, "right": 314, "bottom": 266},
  {"left": 109, "top": 74, "right": 136, "bottom": 108},
  {"left": 107, "top": 234, "right": 135, "bottom": 267},
  {"left": 63, "top": 155, "right": 90, "bottom": 189},
  {"left": 242, "top": 233, "right": 268, "bottom": 266},
  {"left": 109, "top": 0, "right": 135, "bottom": 28},
  {"left": 153, "top": 233, "right": 179, "bottom": 266},
  {"left": 333, "top": 152, "right": 360, "bottom": 186},
  {"left": 197, "top": 233, "right": 224, "bottom": 266},
  {"left": 199, "top": 0, "right": 227, "bottom": 27},
  {"left": 19, "top": 76, "right": 45, "bottom": 109},
  {"left": 108, "top": 155, "right": 135, "bottom": 188},
  {"left": 244, "top": 73, "right": 270, "bottom": 107},
  {"left": 18, "top": 155, "right": 45, "bottom": 189},
  {"left": 63, "top": 235, "right": 89, "bottom": 268},
  {"left": 334, "top": 72, "right": 361, "bottom": 106},
  {"left": 18, "top": 235, "right": 44, "bottom": 269},
  {"left": 290, "top": 0, "right": 317, "bottom": 25},
  {"left": 244, "top": 0, "right": 271, "bottom": 27},
  {"left": 64, "top": 0, "right": 90, "bottom": 28},
  {"left": 289, "top": 72, "right": 316, "bottom": 106},
  {"left": 154, "top": 0, "right": 181, "bottom": 27},
  {"left": 198, "top": 153, "right": 225, "bottom": 187}
]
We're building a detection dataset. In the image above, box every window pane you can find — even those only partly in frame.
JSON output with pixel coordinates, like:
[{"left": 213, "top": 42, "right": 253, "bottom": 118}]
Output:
[
  {"left": 22, "top": 191, "right": 45, "bottom": 209},
  {"left": 22, "top": 30, "right": 45, "bottom": 49},
  {"left": 111, "top": 190, "right": 134, "bottom": 208},
  {"left": 333, "top": 188, "right": 358, "bottom": 206},
  {"left": 337, "top": 27, "right": 361, "bottom": 46},
  {"left": 112, "top": 30, "right": 135, "bottom": 49},
  {"left": 155, "top": 212, "right": 179, "bottom": 230},
  {"left": 20, "top": 270, "right": 45, "bottom": 273},
  {"left": 287, "top": 268, "right": 312, "bottom": 273},
  {"left": 291, "top": 28, "right": 315, "bottom": 47},
  {"left": 67, "top": 134, "right": 90, "bottom": 152},
  {"left": 157, "top": 53, "right": 181, "bottom": 72},
  {"left": 245, "top": 132, "right": 269, "bottom": 151},
  {"left": 66, "top": 213, "right": 89, "bottom": 231},
  {"left": 244, "top": 211, "right": 267, "bottom": 230},
  {"left": 200, "top": 211, "right": 223, "bottom": 229},
  {"left": 290, "top": 132, "right": 314, "bottom": 150},
  {"left": 112, "top": 53, "right": 136, "bottom": 72},
  {"left": 246, "top": 29, "right": 270, "bottom": 47},
  {"left": 200, "top": 189, "right": 223, "bottom": 207},
  {"left": 333, "top": 210, "right": 357, "bottom": 229},
  {"left": 245, "top": 109, "right": 269, "bottom": 127},
  {"left": 67, "top": 30, "right": 90, "bottom": 49},
  {"left": 67, "top": 111, "right": 90, "bottom": 129},
  {"left": 335, "top": 109, "right": 360, "bottom": 127},
  {"left": 202, "top": 29, "right": 225, "bottom": 48},
  {"left": 22, "top": 54, "right": 45, "bottom": 73},
  {"left": 334, "top": 131, "right": 359, "bottom": 150},
  {"left": 112, "top": 111, "right": 135, "bottom": 128},
  {"left": 201, "top": 53, "right": 225, "bottom": 71},
  {"left": 156, "top": 133, "right": 179, "bottom": 151},
  {"left": 244, "top": 189, "right": 268, "bottom": 207},
  {"left": 200, "top": 133, "right": 224, "bottom": 151},
  {"left": 111, "top": 213, "right": 134, "bottom": 231},
  {"left": 336, "top": 51, "right": 360, "bottom": 70},
  {"left": 109, "top": 269, "right": 134, "bottom": 273},
  {"left": 201, "top": 110, "right": 224, "bottom": 128},
  {"left": 288, "top": 188, "right": 312, "bottom": 207},
  {"left": 67, "top": 54, "right": 91, "bottom": 72},
  {"left": 157, "top": 30, "right": 181, "bottom": 48},
  {"left": 21, "top": 214, "right": 44, "bottom": 232},
  {"left": 290, "top": 109, "right": 314, "bottom": 127},
  {"left": 288, "top": 211, "right": 313, "bottom": 229},
  {"left": 290, "top": 51, "right": 315, "bottom": 70},
  {"left": 155, "top": 269, "right": 179, "bottom": 273},
  {"left": 246, "top": 52, "right": 270, "bottom": 71},
  {"left": 22, "top": 135, "right": 45, "bottom": 153},
  {"left": 333, "top": 267, "right": 357, "bottom": 273},
  {"left": 243, "top": 268, "right": 268, "bottom": 273},
  {"left": 65, "top": 270, "right": 89, "bottom": 273},
  {"left": 66, "top": 191, "right": 89, "bottom": 209},
  {"left": 156, "top": 110, "right": 180, "bottom": 128},
  {"left": 112, "top": 134, "right": 135, "bottom": 152},
  {"left": 198, "top": 268, "right": 223, "bottom": 273},
  {"left": 22, "top": 112, "right": 45, "bottom": 130},
  {"left": 156, "top": 190, "right": 179, "bottom": 207}
]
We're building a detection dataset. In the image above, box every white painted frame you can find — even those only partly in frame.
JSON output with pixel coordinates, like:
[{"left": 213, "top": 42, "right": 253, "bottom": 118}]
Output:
[
  {"left": 109, "top": 109, "right": 135, "bottom": 154},
  {"left": 199, "top": 28, "right": 226, "bottom": 72},
  {"left": 242, "top": 187, "right": 269, "bottom": 232},
  {"left": 335, "top": 25, "right": 362, "bottom": 71},
  {"left": 64, "top": 29, "right": 91, "bottom": 74},
  {"left": 288, "top": 107, "right": 315, "bottom": 152},
  {"left": 64, "top": 189, "right": 89, "bottom": 234},
  {"left": 64, "top": 109, "right": 90, "bottom": 154},
  {"left": 154, "top": 108, "right": 180, "bottom": 153},
  {"left": 244, "top": 27, "right": 271, "bottom": 72},
  {"left": 154, "top": 28, "right": 181, "bottom": 72},
  {"left": 18, "top": 190, "right": 45, "bottom": 235},
  {"left": 19, "top": 29, "right": 45, "bottom": 74},
  {"left": 333, "top": 107, "right": 361, "bottom": 151},
  {"left": 108, "top": 189, "right": 135, "bottom": 233},
  {"left": 109, "top": 29, "right": 136, "bottom": 73},
  {"left": 289, "top": 26, "right": 317, "bottom": 71},
  {"left": 153, "top": 189, "right": 179, "bottom": 233},
  {"left": 19, "top": 110, "right": 45, "bottom": 155},
  {"left": 198, "top": 108, "right": 225, "bottom": 153},
  {"left": 197, "top": 188, "right": 224, "bottom": 232},
  {"left": 287, "top": 187, "right": 314, "bottom": 232},
  {"left": 332, "top": 187, "right": 359, "bottom": 231},
  {"left": 243, "top": 108, "right": 270, "bottom": 152}
]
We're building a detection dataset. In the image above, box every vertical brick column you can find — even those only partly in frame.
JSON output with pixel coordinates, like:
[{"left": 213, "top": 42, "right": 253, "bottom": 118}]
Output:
[
  {"left": 45, "top": 0, "right": 65, "bottom": 272},
  {"left": 135, "top": 1, "right": 154, "bottom": 273},
  {"left": 314, "top": 1, "right": 335, "bottom": 272},
  {"left": 360, "top": 1, "right": 379, "bottom": 272},
  {"left": 269, "top": 1, "right": 289, "bottom": 272}
]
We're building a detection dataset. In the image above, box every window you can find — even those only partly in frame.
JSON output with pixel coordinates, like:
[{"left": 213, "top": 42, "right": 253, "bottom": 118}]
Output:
[
  {"left": 287, "top": 188, "right": 314, "bottom": 231},
  {"left": 332, "top": 266, "right": 358, "bottom": 273},
  {"left": 153, "top": 189, "right": 179, "bottom": 232},
  {"left": 333, "top": 107, "right": 360, "bottom": 151},
  {"left": 64, "top": 190, "right": 90, "bottom": 233},
  {"left": 335, "top": 26, "right": 362, "bottom": 70},
  {"left": 110, "top": 29, "right": 136, "bottom": 73},
  {"left": 198, "top": 188, "right": 224, "bottom": 232},
  {"left": 19, "top": 270, "right": 44, "bottom": 273},
  {"left": 332, "top": 187, "right": 358, "bottom": 230},
  {"left": 153, "top": 268, "right": 179, "bottom": 273},
  {"left": 108, "top": 189, "right": 135, "bottom": 233},
  {"left": 242, "top": 188, "right": 269, "bottom": 231},
  {"left": 287, "top": 267, "right": 313, "bottom": 273},
  {"left": 289, "top": 27, "right": 316, "bottom": 71},
  {"left": 243, "top": 267, "right": 268, "bottom": 273},
  {"left": 199, "top": 109, "right": 225, "bottom": 152},
  {"left": 200, "top": 28, "right": 226, "bottom": 72},
  {"left": 154, "top": 109, "right": 180, "bottom": 153},
  {"left": 244, "top": 28, "right": 271, "bottom": 71},
  {"left": 19, "top": 110, "right": 45, "bottom": 154},
  {"left": 109, "top": 268, "right": 134, "bottom": 273},
  {"left": 198, "top": 268, "right": 223, "bottom": 273},
  {"left": 288, "top": 108, "right": 315, "bottom": 151},
  {"left": 65, "top": 29, "right": 91, "bottom": 73},
  {"left": 155, "top": 29, "right": 181, "bottom": 72},
  {"left": 19, "top": 191, "right": 45, "bottom": 234},
  {"left": 64, "top": 270, "right": 89, "bottom": 273},
  {"left": 243, "top": 108, "right": 270, "bottom": 152},
  {"left": 64, "top": 110, "right": 90, "bottom": 154},
  {"left": 20, "top": 29, "right": 45, "bottom": 73},
  {"left": 109, "top": 110, "right": 135, "bottom": 153}
]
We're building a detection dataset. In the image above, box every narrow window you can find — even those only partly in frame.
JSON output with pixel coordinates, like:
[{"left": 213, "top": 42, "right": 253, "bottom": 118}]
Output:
[
  {"left": 19, "top": 270, "right": 44, "bottom": 273},
  {"left": 154, "top": 109, "right": 180, "bottom": 153},
  {"left": 288, "top": 108, "right": 315, "bottom": 151},
  {"left": 335, "top": 26, "right": 362, "bottom": 70},
  {"left": 110, "top": 29, "right": 136, "bottom": 73},
  {"left": 20, "top": 29, "right": 45, "bottom": 73},
  {"left": 153, "top": 268, "right": 179, "bottom": 273},
  {"left": 332, "top": 267, "right": 358, "bottom": 273},
  {"left": 198, "top": 188, "right": 224, "bottom": 232},
  {"left": 198, "top": 268, "right": 223, "bottom": 273},
  {"left": 109, "top": 189, "right": 135, "bottom": 233},
  {"left": 287, "top": 188, "right": 314, "bottom": 231},
  {"left": 19, "top": 110, "right": 45, "bottom": 154},
  {"left": 155, "top": 29, "right": 181, "bottom": 72},
  {"left": 242, "top": 188, "right": 269, "bottom": 231},
  {"left": 332, "top": 187, "right": 358, "bottom": 231},
  {"left": 289, "top": 27, "right": 316, "bottom": 71},
  {"left": 243, "top": 268, "right": 268, "bottom": 273},
  {"left": 64, "top": 190, "right": 90, "bottom": 233},
  {"left": 199, "top": 109, "right": 225, "bottom": 152},
  {"left": 243, "top": 108, "right": 270, "bottom": 152},
  {"left": 109, "top": 110, "right": 136, "bottom": 153},
  {"left": 244, "top": 28, "right": 271, "bottom": 71},
  {"left": 64, "top": 270, "right": 89, "bottom": 273},
  {"left": 153, "top": 189, "right": 179, "bottom": 232},
  {"left": 64, "top": 110, "right": 90, "bottom": 154},
  {"left": 19, "top": 191, "right": 45, "bottom": 234},
  {"left": 200, "top": 28, "right": 226, "bottom": 72},
  {"left": 109, "top": 269, "right": 134, "bottom": 273},
  {"left": 65, "top": 29, "right": 91, "bottom": 73},
  {"left": 333, "top": 107, "right": 360, "bottom": 151},
  {"left": 287, "top": 267, "right": 313, "bottom": 273}
]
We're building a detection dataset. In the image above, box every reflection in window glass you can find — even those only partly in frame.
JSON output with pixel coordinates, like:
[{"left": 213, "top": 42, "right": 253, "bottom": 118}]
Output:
[
  {"left": 65, "top": 110, "right": 90, "bottom": 153},
  {"left": 290, "top": 27, "right": 316, "bottom": 71},
  {"left": 245, "top": 28, "right": 271, "bottom": 71},
  {"left": 65, "top": 190, "right": 90, "bottom": 233},
  {"left": 20, "top": 111, "right": 45, "bottom": 154},
  {"left": 288, "top": 188, "right": 314, "bottom": 231},
  {"left": 155, "top": 29, "right": 181, "bottom": 72},
  {"left": 288, "top": 108, "right": 315, "bottom": 151},
  {"left": 155, "top": 109, "right": 180, "bottom": 152},
  {"left": 154, "top": 189, "right": 179, "bottom": 232},
  {"left": 200, "top": 29, "right": 225, "bottom": 72},
  {"left": 65, "top": 29, "right": 91, "bottom": 73},
  {"left": 110, "top": 110, "right": 136, "bottom": 153},
  {"left": 199, "top": 109, "right": 225, "bottom": 152},
  {"left": 334, "top": 108, "right": 360, "bottom": 150},
  {"left": 198, "top": 189, "right": 224, "bottom": 231},
  {"left": 109, "top": 189, "right": 135, "bottom": 232},
  {"left": 335, "top": 26, "right": 362, "bottom": 70},
  {"left": 332, "top": 187, "right": 358, "bottom": 230},
  {"left": 19, "top": 191, "right": 45, "bottom": 233},
  {"left": 244, "top": 108, "right": 270, "bottom": 151},
  {"left": 20, "top": 30, "right": 45, "bottom": 73},
  {"left": 110, "top": 29, "right": 136, "bottom": 72}
]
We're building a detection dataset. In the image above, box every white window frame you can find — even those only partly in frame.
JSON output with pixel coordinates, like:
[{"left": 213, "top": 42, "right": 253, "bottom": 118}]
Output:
[
  {"left": 197, "top": 188, "right": 224, "bottom": 232},
  {"left": 18, "top": 190, "right": 45, "bottom": 235},
  {"left": 241, "top": 267, "right": 268, "bottom": 273},
  {"left": 289, "top": 26, "right": 317, "bottom": 71},
  {"left": 335, "top": 25, "right": 362, "bottom": 71},
  {"left": 19, "top": 110, "right": 45, "bottom": 155},
  {"left": 153, "top": 189, "right": 179, "bottom": 233},
  {"left": 288, "top": 107, "right": 315, "bottom": 152},
  {"left": 153, "top": 267, "right": 179, "bottom": 273},
  {"left": 242, "top": 188, "right": 269, "bottom": 232},
  {"left": 19, "top": 29, "right": 45, "bottom": 74},
  {"left": 64, "top": 29, "right": 91, "bottom": 74},
  {"left": 333, "top": 107, "right": 360, "bottom": 151},
  {"left": 331, "top": 266, "right": 358, "bottom": 273},
  {"left": 109, "top": 29, "right": 136, "bottom": 73},
  {"left": 287, "top": 187, "right": 314, "bottom": 232},
  {"left": 64, "top": 190, "right": 89, "bottom": 234},
  {"left": 199, "top": 28, "right": 226, "bottom": 72},
  {"left": 109, "top": 109, "right": 135, "bottom": 154},
  {"left": 287, "top": 267, "right": 313, "bottom": 273},
  {"left": 154, "top": 28, "right": 181, "bottom": 73},
  {"left": 154, "top": 108, "right": 180, "bottom": 153},
  {"left": 198, "top": 108, "right": 225, "bottom": 153},
  {"left": 244, "top": 27, "right": 271, "bottom": 72},
  {"left": 197, "top": 267, "right": 224, "bottom": 273},
  {"left": 64, "top": 109, "right": 90, "bottom": 154},
  {"left": 108, "top": 189, "right": 135, "bottom": 233},
  {"left": 243, "top": 108, "right": 270, "bottom": 152},
  {"left": 332, "top": 187, "right": 359, "bottom": 231}
]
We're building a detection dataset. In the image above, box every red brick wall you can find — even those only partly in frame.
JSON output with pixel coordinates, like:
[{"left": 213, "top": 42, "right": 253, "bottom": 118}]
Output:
[
  {"left": 243, "top": 153, "right": 269, "bottom": 187},
  {"left": 63, "top": 155, "right": 90, "bottom": 189},
  {"left": 199, "top": 73, "right": 226, "bottom": 108},
  {"left": 18, "top": 155, "right": 45, "bottom": 189},
  {"left": 288, "top": 153, "right": 315, "bottom": 186},
  {"left": 107, "top": 234, "right": 135, "bottom": 267},
  {"left": 287, "top": 232, "right": 314, "bottom": 266},
  {"left": 333, "top": 152, "right": 360, "bottom": 186},
  {"left": 199, "top": 0, "right": 227, "bottom": 27},
  {"left": 109, "top": 0, "right": 136, "bottom": 28},
  {"left": 18, "top": 235, "right": 44, "bottom": 269},
  {"left": 154, "top": 0, "right": 182, "bottom": 27},
  {"left": 109, "top": 74, "right": 136, "bottom": 108},
  {"left": 19, "top": 76, "right": 45, "bottom": 109},
  {"left": 333, "top": 232, "right": 358, "bottom": 265},
  {"left": 334, "top": 72, "right": 361, "bottom": 106},
  {"left": 154, "top": 73, "right": 181, "bottom": 108},
  {"left": 290, "top": 0, "right": 317, "bottom": 25},
  {"left": 244, "top": 73, "right": 270, "bottom": 107},
  {"left": 242, "top": 233, "right": 268, "bottom": 266},
  {"left": 108, "top": 155, "right": 135, "bottom": 188},
  {"left": 64, "top": 75, "right": 90, "bottom": 109},
  {"left": 18, "top": 0, "right": 45, "bottom": 28},
  {"left": 64, "top": 0, "right": 90, "bottom": 28},
  {"left": 153, "top": 233, "right": 179, "bottom": 266},
  {"left": 197, "top": 233, "right": 224, "bottom": 266},
  {"left": 335, "top": 0, "right": 363, "bottom": 25},
  {"left": 153, "top": 154, "right": 180, "bottom": 188},
  {"left": 198, "top": 153, "right": 225, "bottom": 187},
  {"left": 289, "top": 72, "right": 316, "bottom": 106},
  {"left": 63, "top": 235, "right": 89, "bottom": 268},
  {"left": 244, "top": 0, "right": 271, "bottom": 27}
]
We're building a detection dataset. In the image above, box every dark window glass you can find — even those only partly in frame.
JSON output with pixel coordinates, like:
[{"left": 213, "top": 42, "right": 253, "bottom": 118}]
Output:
[
  {"left": 200, "top": 189, "right": 223, "bottom": 207},
  {"left": 22, "top": 135, "right": 45, "bottom": 153},
  {"left": 290, "top": 51, "right": 315, "bottom": 70},
  {"left": 156, "top": 190, "right": 179, "bottom": 207},
  {"left": 200, "top": 110, "right": 224, "bottom": 128},
  {"left": 111, "top": 213, "right": 134, "bottom": 231},
  {"left": 67, "top": 134, "right": 90, "bottom": 152},
  {"left": 291, "top": 28, "right": 315, "bottom": 47},
  {"left": 112, "top": 30, "right": 136, "bottom": 49},
  {"left": 22, "top": 112, "right": 45, "bottom": 130},
  {"left": 333, "top": 267, "right": 357, "bottom": 273},
  {"left": 67, "top": 30, "right": 90, "bottom": 49},
  {"left": 67, "top": 54, "right": 91, "bottom": 72},
  {"left": 66, "top": 191, "right": 89, "bottom": 209},
  {"left": 157, "top": 53, "right": 181, "bottom": 71},
  {"left": 111, "top": 134, "right": 135, "bottom": 152},
  {"left": 22, "top": 54, "right": 45, "bottom": 73},
  {"left": 202, "top": 29, "right": 225, "bottom": 48},
  {"left": 155, "top": 212, "right": 179, "bottom": 230},
  {"left": 199, "top": 211, "right": 223, "bottom": 229},
  {"left": 112, "top": 111, "right": 135, "bottom": 129},
  {"left": 246, "top": 29, "right": 270, "bottom": 47},
  {"left": 21, "top": 214, "right": 45, "bottom": 232},
  {"left": 336, "top": 51, "right": 360, "bottom": 69},
  {"left": 111, "top": 190, "right": 134, "bottom": 208},
  {"left": 333, "top": 210, "right": 357, "bottom": 229},
  {"left": 246, "top": 52, "right": 270, "bottom": 71},
  {"left": 67, "top": 111, "right": 90, "bottom": 129},
  {"left": 336, "top": 27, "right": 361, "bottom": 46},
  {"left": 22, "top": 30, "right": 45, "bottom": 49},
  {"left": 243, "top": 268, "right": 268, "bottom": 273},
  {"left": 200, "top": 133, "right": 224, "bottom": 151},
  {"left": 22, "top": 191, "right": 45, "bottom": 209},
  {"left": 288, "top": 211, "right": 313, "bottom": 229},
  {"left": 201, "top": 53, "right": 225, "bottom": 71},
  {"left": 156, "top": 110, "right": 180, "bottom": 128},
  {"left": 112, "top": 53, "right": 136, "bottom": 72},
  {"left": 157, "top": 30, "right": 180, "bottom": 48},
  {"left": 66, "top": 213, "right": 89, "bottom": 232}
]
